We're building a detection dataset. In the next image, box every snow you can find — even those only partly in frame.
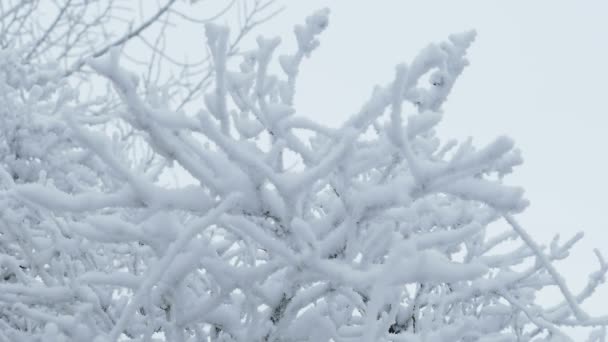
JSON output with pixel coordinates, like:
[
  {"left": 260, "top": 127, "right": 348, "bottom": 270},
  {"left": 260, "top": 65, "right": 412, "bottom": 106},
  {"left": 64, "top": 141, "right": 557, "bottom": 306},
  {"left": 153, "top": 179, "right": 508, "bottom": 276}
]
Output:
[{"left": 0, "top": 6, "right": 605, "bottom": 342}]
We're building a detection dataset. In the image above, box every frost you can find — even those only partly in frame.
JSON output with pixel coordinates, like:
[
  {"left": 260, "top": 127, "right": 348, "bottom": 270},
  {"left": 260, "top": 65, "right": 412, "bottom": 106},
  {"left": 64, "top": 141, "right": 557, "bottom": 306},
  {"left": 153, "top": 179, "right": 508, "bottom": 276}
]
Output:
[{"left": 0, "top": 8, "right": 605, "bottom": 342}]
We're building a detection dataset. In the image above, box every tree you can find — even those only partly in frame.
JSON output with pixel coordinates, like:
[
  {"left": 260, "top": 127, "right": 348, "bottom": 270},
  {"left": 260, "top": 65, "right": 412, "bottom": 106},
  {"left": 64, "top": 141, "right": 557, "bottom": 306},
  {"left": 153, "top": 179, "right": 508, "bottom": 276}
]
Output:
[
  {"left": 0, "top": 0, "right": 282, "bottom": 186},
  {"left": 1, "top": 7, "right": 607, "bottom": 342},
  {"left": 0, "top": 0, "right": 280, "bottom": 103}
]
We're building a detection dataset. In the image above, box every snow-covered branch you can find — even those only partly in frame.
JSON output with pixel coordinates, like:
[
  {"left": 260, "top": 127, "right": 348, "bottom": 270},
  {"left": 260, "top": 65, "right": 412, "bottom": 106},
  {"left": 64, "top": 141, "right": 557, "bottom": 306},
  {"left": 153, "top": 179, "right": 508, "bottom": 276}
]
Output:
[{"left": 0, "top": 7, "right": 605, "bottom": 342}]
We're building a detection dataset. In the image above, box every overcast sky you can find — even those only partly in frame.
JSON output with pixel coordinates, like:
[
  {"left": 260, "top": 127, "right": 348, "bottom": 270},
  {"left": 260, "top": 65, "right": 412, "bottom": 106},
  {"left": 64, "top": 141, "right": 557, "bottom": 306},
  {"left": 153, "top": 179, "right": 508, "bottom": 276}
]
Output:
[{"left": 246, "top": 0, "right": 608, "bottom": 318}]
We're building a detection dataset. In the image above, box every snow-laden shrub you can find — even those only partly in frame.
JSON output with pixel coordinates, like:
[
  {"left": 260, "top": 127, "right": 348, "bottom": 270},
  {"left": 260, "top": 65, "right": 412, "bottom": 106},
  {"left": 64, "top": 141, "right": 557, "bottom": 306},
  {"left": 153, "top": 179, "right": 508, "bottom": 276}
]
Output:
[{"left": 2, "top": 9, "right": 607, "bottom": 342}]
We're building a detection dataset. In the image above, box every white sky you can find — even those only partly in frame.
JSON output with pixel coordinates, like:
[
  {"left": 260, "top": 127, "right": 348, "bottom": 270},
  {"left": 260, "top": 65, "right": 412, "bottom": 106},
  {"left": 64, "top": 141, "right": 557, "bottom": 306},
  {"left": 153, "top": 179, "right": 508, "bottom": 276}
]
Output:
[{"left": 251, "top": 0, "right": 608, "bottom": 319}]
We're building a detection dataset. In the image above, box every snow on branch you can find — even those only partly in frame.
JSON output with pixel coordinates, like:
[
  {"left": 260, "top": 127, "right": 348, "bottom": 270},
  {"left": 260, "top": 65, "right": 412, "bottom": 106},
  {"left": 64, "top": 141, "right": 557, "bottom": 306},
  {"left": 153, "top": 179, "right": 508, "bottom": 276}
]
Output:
[{"left": 0, "top": 8, "right": 605, "bottom": 342}]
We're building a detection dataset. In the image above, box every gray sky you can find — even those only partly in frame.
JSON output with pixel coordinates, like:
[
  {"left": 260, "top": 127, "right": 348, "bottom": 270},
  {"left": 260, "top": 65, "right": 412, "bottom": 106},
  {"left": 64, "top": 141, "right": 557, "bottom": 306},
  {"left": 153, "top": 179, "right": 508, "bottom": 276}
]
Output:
[{"left": 251, "top": 0, "right": 608, "bottom": 317}]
